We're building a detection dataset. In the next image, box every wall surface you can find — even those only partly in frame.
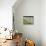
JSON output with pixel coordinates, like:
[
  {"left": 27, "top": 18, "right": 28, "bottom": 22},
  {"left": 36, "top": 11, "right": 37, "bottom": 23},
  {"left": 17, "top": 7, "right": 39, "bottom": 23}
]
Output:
[
  {"left": 13, "top": 0, "right": 41, "bottom": 46},
  {"left": 13, "top": 0, "right": 46, "bottom": 46},
  {"left": 41, "top": 0, "right": 46, "bottom": 46}
]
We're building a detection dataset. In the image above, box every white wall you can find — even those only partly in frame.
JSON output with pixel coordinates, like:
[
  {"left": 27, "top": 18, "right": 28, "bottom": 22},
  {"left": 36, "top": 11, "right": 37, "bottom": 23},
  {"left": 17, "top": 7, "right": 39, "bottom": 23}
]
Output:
[
  {"left": 41, "top": 0, "right": 46, "bottom": 46},
  {"left": 0, "top": 0, "right": 16, "bottom": 30},
  {"left": 13, "top": 0, "right": 41, "bottom": 46}
]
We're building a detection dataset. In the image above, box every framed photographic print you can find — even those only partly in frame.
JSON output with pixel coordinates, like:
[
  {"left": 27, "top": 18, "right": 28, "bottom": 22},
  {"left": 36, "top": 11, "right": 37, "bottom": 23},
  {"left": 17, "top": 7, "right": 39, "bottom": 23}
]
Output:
[{"left": 23, "top": 16, "right": 34, "bottom": 25}]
